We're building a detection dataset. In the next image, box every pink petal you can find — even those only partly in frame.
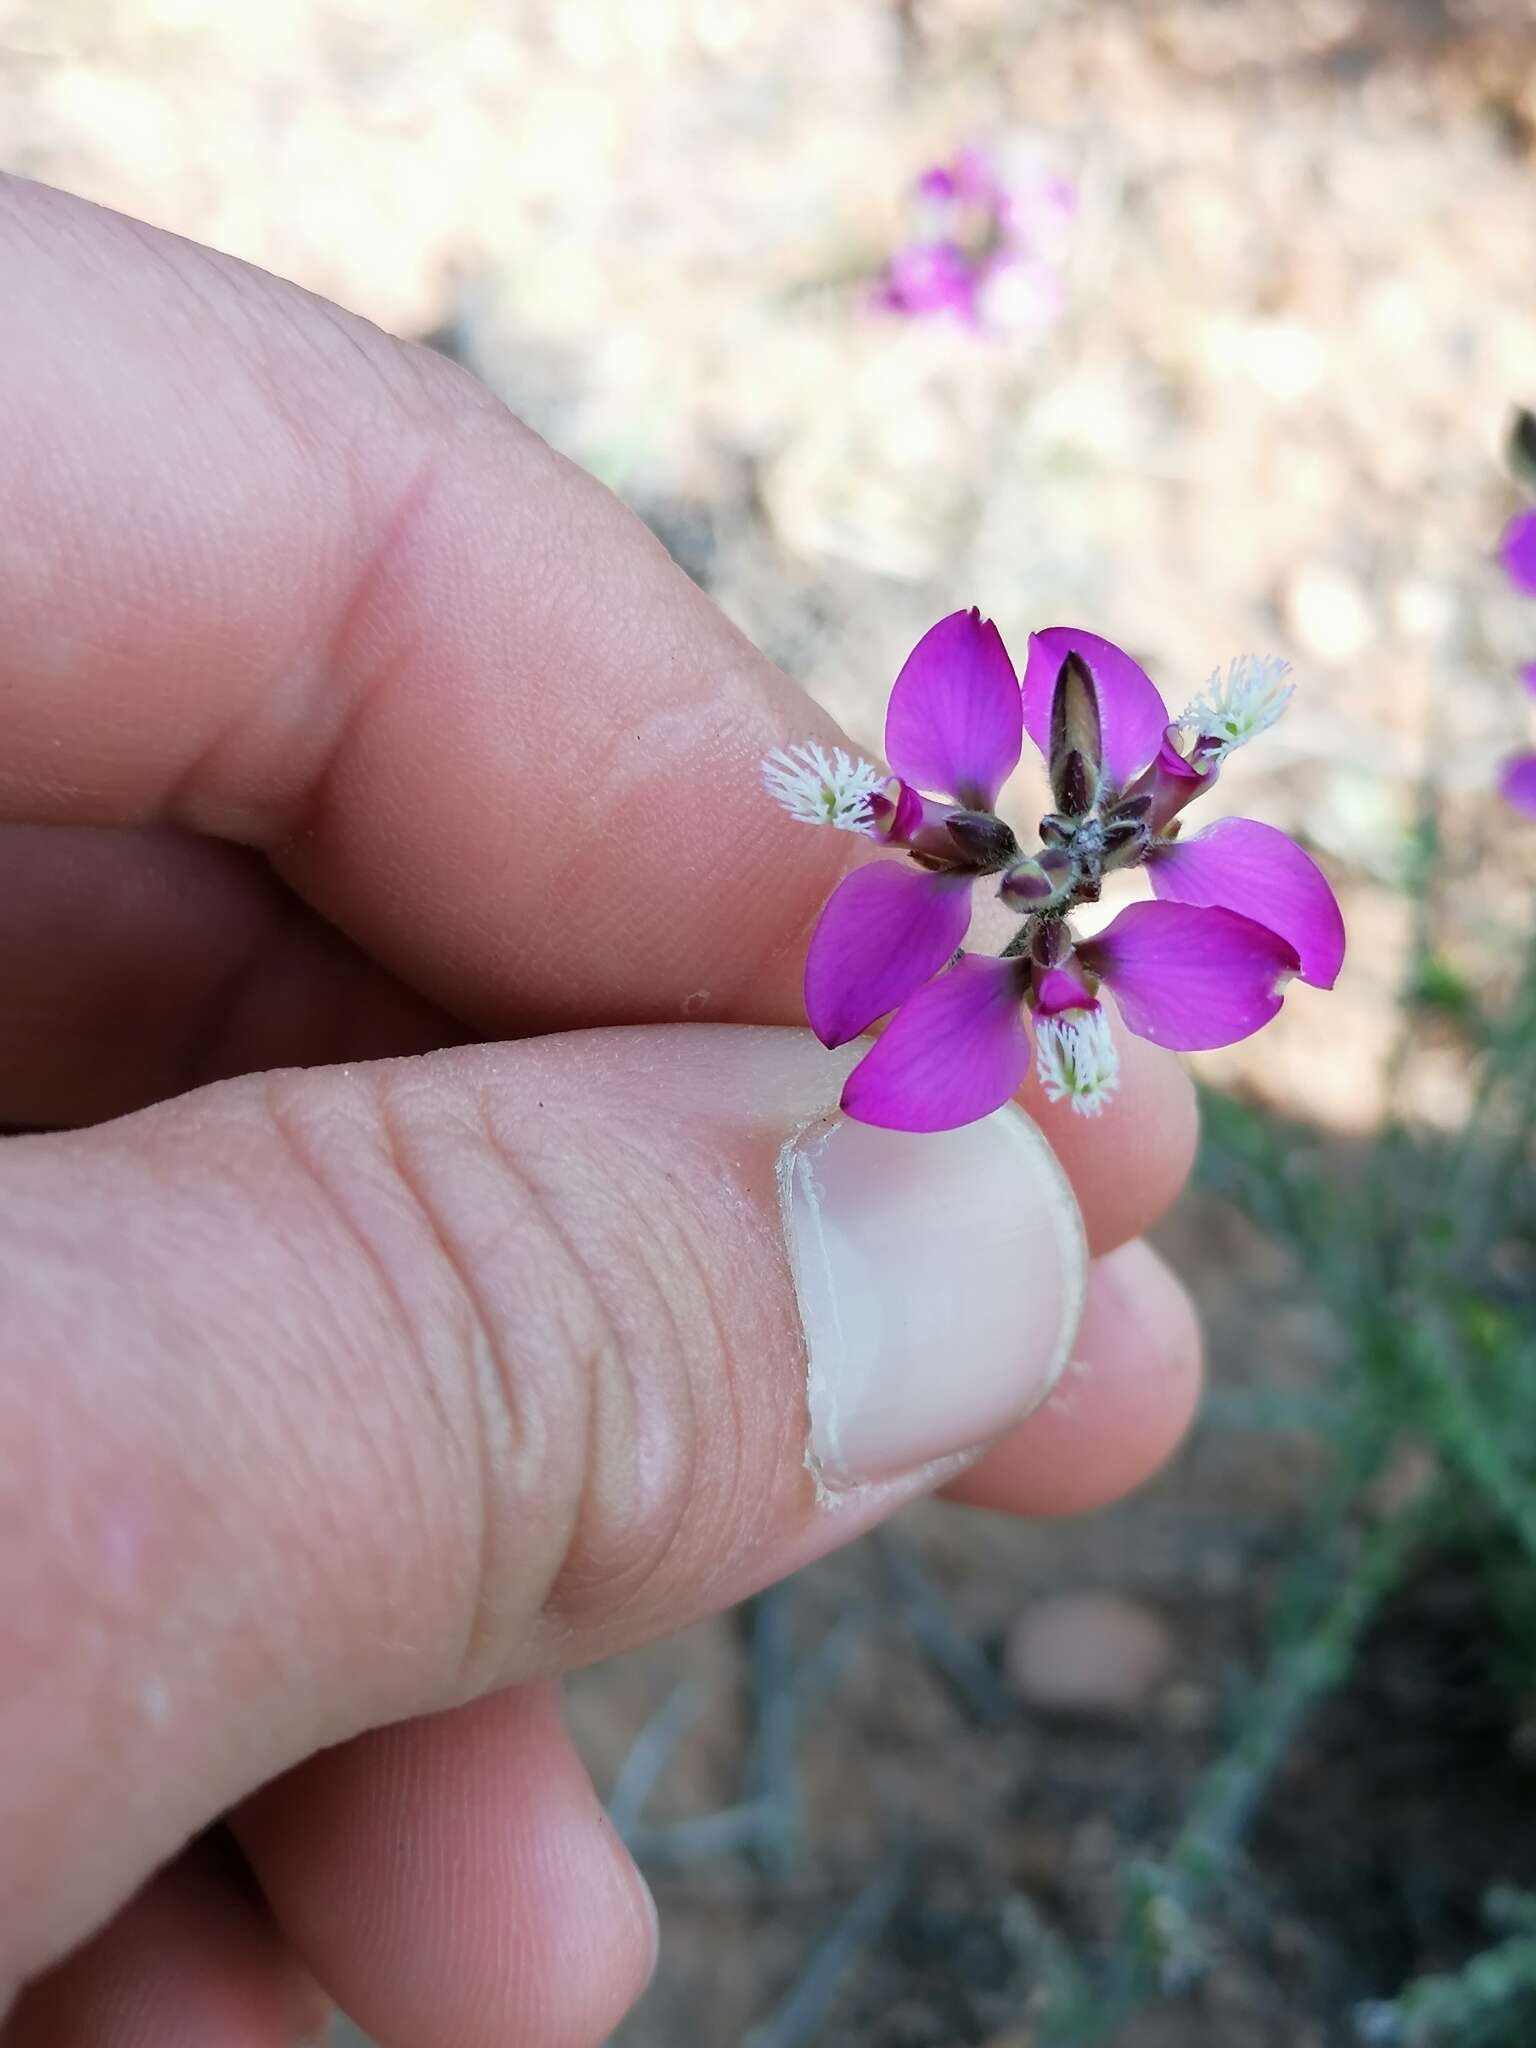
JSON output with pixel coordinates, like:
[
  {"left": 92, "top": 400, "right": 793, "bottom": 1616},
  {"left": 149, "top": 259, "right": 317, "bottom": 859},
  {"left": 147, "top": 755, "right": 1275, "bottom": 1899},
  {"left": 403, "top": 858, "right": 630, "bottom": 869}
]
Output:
[
  {"left": 879, "top": 241, "right": 978, "bottom": 319},
  {"left": 884, "top": 610, "right": 1022, "bottom": 810},
  {"left": 841, "top": 954, "right": 1033, "bottom": 1133},
  {"left": 1149, "top": 817, "right": 1345, "bottom": 989},
  {"left": 804, "top": 861, "right": 973, "bottom": 1049},
  {"left": 1501, "top": 752, "right": 1536, "bottom": 818},
  {"left": 1502, "top": 509, "right": 1536, "bottom": 596},
  {"left": 1022, "top": 629, "right": 1171, "bottom": 792},
  {"left": 1522, "top": 662, "right": 1536, "bottom": 698},
  {"left": 1078, "top": 900, "right": 1301, "bottom": 1052},
  {"left": 1033, "top": 965, "right": 1099, "bottom": 1016}
]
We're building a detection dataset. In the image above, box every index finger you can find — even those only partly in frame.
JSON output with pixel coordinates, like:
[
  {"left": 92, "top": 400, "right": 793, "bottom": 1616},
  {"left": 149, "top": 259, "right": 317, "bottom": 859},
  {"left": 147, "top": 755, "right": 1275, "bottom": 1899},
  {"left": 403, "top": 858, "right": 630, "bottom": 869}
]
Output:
[{"left": 0, "top": 174, "right": 855, "bottom": 1034}]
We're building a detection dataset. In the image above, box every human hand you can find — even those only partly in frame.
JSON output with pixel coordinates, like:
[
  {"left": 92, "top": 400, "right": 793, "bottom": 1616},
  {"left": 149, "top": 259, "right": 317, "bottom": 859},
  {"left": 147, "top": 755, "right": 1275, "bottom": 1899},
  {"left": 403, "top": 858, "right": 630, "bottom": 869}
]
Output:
[{"left": 0, "top": 176, "right": 1201, "bottom": 2047}]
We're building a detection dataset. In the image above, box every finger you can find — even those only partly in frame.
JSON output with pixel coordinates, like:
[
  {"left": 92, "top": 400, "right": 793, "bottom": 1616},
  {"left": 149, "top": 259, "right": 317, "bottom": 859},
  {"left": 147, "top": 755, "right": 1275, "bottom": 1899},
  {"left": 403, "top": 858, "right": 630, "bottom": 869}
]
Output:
[
  {"left": 0, "top": 825, "right": 456, "bottom": 1125},
  {"left": 237, "top": 1686, "right": 656, "bottom": 2048},
  {"left": 0, "top": 1027, "right": 1092, "bottom": 1989},
  {"left": 0, "top": 176, "right": 858, "bottom": 1031},
  {"left": 943, "top": 1239, "right": 1202, "bottom": 1516},
  {"left": 2, "top": 1834, "right": 322, "bottom": 2047},
  {"left": 0, "top": 816, "right": 1199, "bottom": 1213}
]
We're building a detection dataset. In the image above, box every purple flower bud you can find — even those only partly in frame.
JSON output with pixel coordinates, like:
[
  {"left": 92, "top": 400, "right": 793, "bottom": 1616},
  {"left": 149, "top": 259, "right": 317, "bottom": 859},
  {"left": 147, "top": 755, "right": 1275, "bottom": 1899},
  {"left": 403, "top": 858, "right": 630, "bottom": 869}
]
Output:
[
  {"left": 1101, "top": 819, "right": 1150, "bottom": 870},
  {"left": 1030, "top": 917, "right": 1070, "bottom": 968},
  {"left": 999, "top": 847, "right": 1074, "bottom": 907},
  {"left": 1105, "top": 792, "right": 1153, "bottom": 825},
  {"left": 1509, "top": 406, "right": 1536, "bottom": 493},
  {"left": 944, "top": 808, "right": 1021, "bottom": 871},
  {"left": 1049, "top": 652, "right": 1103, "bottom": 818}
]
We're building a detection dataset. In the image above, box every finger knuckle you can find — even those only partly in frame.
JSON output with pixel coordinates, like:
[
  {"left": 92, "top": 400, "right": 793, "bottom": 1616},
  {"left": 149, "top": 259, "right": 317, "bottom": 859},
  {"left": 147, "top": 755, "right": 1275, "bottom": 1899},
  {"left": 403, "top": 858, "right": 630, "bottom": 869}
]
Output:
[{"left": 280, "top": 1063, "right": 745, "bottom": 1692}]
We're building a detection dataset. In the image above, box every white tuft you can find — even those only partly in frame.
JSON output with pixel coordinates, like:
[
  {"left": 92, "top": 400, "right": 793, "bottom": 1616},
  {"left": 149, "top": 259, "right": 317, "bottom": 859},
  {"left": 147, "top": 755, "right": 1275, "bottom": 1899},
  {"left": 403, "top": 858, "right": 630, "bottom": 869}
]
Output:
[
  {"left": 760, "top": 741, "right": 884, "bottom": 832},
  {"left": 1178, "top": 654, "right": 1293, "bottom": 762},
  {"left": 1034, "top": 1006, "right": 1120, "bottom": 1117}
]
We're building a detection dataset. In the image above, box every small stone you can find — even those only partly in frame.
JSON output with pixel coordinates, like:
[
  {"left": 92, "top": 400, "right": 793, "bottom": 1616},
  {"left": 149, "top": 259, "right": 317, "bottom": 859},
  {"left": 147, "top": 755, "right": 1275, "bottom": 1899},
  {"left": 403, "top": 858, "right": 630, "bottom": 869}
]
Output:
[
  {"left": 1282, "top": 563, "right": 1378, "bottom": 667},
  {"left": 1004, "top": 1592, "right": 1174, "bottom": 1720}
]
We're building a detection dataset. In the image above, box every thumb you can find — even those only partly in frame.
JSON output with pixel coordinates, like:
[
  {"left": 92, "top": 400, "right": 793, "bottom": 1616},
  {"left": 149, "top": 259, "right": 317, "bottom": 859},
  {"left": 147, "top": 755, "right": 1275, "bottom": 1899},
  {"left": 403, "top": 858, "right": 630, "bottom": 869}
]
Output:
[{"left": 0, "top": 1024, "right": 1084, "bottom": 1991}]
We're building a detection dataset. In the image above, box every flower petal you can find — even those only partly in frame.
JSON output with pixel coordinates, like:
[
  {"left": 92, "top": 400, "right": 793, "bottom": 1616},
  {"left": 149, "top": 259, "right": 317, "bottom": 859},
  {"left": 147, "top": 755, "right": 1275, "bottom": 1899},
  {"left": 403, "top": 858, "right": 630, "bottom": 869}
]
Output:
[
  {"left": 1078, "top": 900, "right": 1300, "bottom": 1052},
  {"left": 804, "top": 861, "right": 973, "bottom": 1049},
  {"left": 1022, "top": 629, "right": 1171, "bottom": 791},
  {"left": 1501, "top": 752, "right": 1536, "bottom": 818},
  {"left": 884, "top": 610, "right": 1022, "bottom": 810},
  {"left": 1149, "top": 816, "right": 1345, "bottom": 989},
  {"left": 1502, "top": 509, "right": 1536, "bottom": 596},
  {"left": 879, "top": 242, "right": 977, "bottom": 319},
  {"left": 841, "top": 956, "right": 1032, "bottom": 1133},
  {"left": 1522, "top": 661, "right": 1536, "bottom": 698}
]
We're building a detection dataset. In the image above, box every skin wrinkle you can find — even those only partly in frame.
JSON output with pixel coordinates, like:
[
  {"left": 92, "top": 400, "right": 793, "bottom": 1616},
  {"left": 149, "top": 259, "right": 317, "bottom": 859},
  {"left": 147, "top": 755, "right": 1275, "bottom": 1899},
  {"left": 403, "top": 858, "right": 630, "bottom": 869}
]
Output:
[
  {"left": 340, "top": 1065, "right": 665, "bottom": 1694},
  {"left": 366, "top": 1075, "right": 592, "bottom": 1700},
  {"left": 517, "top": 1124, "right": 708, "bottom": 1640},
  {"left": 467, "top": 1116, "right": 691, "bottom": 1663},
  {"left": 264, "top": 1097, "right": 462, "bottom": 1671},
  {"left": 155, "top": 445, "right": 442, "bottom": 857},
  {"left": 250, "top": 1075, "right": 481, "bottom": 1689},
  {"left": 376, "top": 1119, "right": 518, "bottom": 1698},
  {"left": 275, "top": 447, "right": 446, "bottom": 859}
]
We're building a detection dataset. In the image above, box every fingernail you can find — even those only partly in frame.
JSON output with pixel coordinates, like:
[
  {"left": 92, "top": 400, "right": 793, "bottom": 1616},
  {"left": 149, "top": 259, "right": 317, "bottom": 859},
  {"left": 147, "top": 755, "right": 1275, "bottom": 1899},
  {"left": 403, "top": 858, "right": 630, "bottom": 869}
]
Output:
[{"left": 782, "top": 1104, "right": 1086, "bottom": 1488}]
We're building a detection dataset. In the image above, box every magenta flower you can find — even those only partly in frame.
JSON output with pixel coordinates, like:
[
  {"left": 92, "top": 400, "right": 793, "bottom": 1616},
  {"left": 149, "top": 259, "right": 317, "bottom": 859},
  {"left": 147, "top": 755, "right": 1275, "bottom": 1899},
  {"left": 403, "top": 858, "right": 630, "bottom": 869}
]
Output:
[
  {"left": 1501, "top": 508, "right": 1536, "bottom": 596},
  {"left": 1494, "top": 542, "right": 1536, "bottom": 816},
  {"left": 763, "top": 614, "right": 1344, "bottom": 1133},
  {"left": 874, "top": 146, "right": 1075, "bottom": 336},
  {"left": 1502, "top": 753, "right": 1536, "bottom": 818}
]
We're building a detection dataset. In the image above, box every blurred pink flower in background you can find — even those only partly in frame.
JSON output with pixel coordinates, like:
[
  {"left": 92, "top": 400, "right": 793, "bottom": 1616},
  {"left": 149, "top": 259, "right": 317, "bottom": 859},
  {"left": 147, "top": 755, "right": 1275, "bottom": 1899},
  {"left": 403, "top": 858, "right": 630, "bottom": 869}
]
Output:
[
  {"left": 1498, "top": 443, "right": 1536, "bottom": 815},
  {"left": 873, "top": 143, "right": 1075, "bottom": 336}
]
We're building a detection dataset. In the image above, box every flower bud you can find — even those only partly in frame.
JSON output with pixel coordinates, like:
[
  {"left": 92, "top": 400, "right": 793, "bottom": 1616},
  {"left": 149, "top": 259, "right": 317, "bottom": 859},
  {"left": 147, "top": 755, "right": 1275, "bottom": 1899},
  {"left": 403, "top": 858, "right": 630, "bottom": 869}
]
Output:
[
  {"left": 1049, "top": 652, "right": 1104, "bottom": 819},
  {"left": 998, "top": 845, "right": 1073, "bottom": 907},
  {"left": 1104, "top": 792, "right": 1152, "bottom": 825},
  {"left": 944, "top": 808, "right": 1021, "bottom": 871},
  {"left": 1101, "top": 819, "right": 1150, "bottom": 870},
  {"left": 1030, "top": 916, "right": 1070, "bottom": 968},
  {"left": 1509, "top": 405, "right": 1536, "bottom": 492}
]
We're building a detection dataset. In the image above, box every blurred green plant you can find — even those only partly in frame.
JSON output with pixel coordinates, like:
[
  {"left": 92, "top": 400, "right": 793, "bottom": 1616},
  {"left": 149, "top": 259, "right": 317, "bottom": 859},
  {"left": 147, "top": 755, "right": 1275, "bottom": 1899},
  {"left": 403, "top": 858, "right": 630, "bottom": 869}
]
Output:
[{"left": 1018, "top": 847, "right": 1536, "bottom": 2043}]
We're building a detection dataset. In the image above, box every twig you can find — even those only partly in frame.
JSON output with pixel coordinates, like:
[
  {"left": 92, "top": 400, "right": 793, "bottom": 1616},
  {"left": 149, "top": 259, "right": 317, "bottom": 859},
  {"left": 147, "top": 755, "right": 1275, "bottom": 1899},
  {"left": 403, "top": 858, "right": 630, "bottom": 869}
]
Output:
[
  {"left": 1168, "top": 1494, "right": 1434, "bottom": 1881},
  {"left": 627, "top": 1800, "right": 783, "bottom": 1869},
  {"left": 875, "top": 1529, "right": 1017, "bottom": 1727},
  {"left": 742, "top": 1586, "right": 799, "bottom": 1878},
  {"left": 607, "top": 1680, "right": 700, "bottom": 1838},
  {"left": 743, "top": 1852, "right": 910, "bottom": 2048},
  {"left": 624, "top": 1601, "right": 867, "bottom": 1870}
]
